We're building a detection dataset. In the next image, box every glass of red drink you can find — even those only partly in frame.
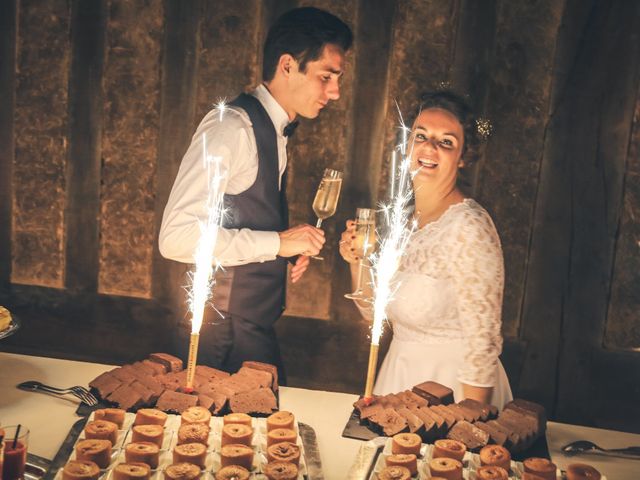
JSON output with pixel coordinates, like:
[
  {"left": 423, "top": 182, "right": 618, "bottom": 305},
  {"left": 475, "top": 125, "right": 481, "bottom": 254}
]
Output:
[{"left": 2, "top": 425, "right": 29, "bottom": 480}]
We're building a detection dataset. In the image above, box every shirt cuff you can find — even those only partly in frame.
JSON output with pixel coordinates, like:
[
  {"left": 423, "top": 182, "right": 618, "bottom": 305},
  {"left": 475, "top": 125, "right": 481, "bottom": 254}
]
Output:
[{"left": 253, "top": 230, "right": 280, "bottom": 262}]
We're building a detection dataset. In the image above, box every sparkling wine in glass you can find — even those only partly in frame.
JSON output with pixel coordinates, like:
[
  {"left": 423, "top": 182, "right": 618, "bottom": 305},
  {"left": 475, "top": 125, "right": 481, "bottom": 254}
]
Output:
[
  {"left": 345, "top": 208, "right": 376, "bottom": 299},
  {"left": 312, "top": 168, "right": 343, "bottom": 228}
]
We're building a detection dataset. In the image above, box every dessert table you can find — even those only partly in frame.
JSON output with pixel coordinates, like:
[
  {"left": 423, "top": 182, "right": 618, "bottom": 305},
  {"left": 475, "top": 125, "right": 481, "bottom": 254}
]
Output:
[{"left": 1, "top": 352, "right": 639, "bottom": 479}]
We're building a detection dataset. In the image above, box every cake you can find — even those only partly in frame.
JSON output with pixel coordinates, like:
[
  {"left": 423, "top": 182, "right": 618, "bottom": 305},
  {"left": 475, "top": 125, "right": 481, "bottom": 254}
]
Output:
[
  {"left": 84, "top": 420, "right": 118, "bottom": 445},
  {"left": 221, "top": 423, "right": 253, "bottom": 447},
  {"left": 411, "top": 381, "right": 454, "bottom": 405},
  {"left": 428, "top": 457, "right": 463, "bottom": 480},
  {"left": 124, "top": 442, "right": 160, "bottom": 469},
  {"left": 266, "top": 442, "right": 301, "bottom": 467},
  {"left": 229, "top": 387, "right": 277, "bottom": 414},
  {"left": 131, "top": 424, "right": 164, "bottom": 448},
  {"left": 172, "top": 443, "right": 207, "bottom": 469},
  {"left": 566, "top": 463, "right": 602, "bottom": 480},
  {"left": 446, "top": 420, "right": 489, "bottom": 451},
  {"left": 112, "top": 462, "right": 151, "bottom": 480},
  {"left": 181, "top": 406, "right": 211, "bottom": 425},
  {"left": 391, "top": 432, "right": 421, "bottom": 456},
  {"left": 62, "top": 460, "right": 100, "bottom": 480},
  {"left": 223, "top": 413, "right": 252, "bottom": 426},
  {"left": 156, "top": 391, "right": 198, "bottom": 414},
  {"left": 369, "top": 408, "right": 408, "bottom": 436},
  {"left": 75, "top": 439, "right": 112, "bottom": 469},
  {"left": 93, "top": 408, "right": 126, "bottom": 428},
  {"left": 479, "top": 445, "right": 511, "bottom": 471},
  {"left": 385, "top": 454, "right": 417, "bottom": 475},
  {"left": 214, "top": 465, "right": 250, "bottom": 480},
  {"left": 241, "top": 360, "right": 278, "bottom": 391},
  {"left": 267, "top": 411, "right": 295, "bottom": 431},
  {"left": 523, "top": 457, "right": 557, "bottom": 480},
  {"left": 177, "top": 423, "right": 210, "bottom": 446},
  {"left": 377, "top": 465, "right": 411, "bottom": 480},
  {"left": 0, "top": 306, "right": 11, "bottom": 332},
  {"left": 475, "top": 466, "right": 509, "bottom": 480},
  {"left": 266, "top": 428, "right": 297, "bottom": 448},
  {"left": 163, "top": 463, "right": 201, "bottom": 480},
  {"left": 149, "top": 353, "right": 183, "bottom": 372},
  {"left": 262, "top": 461, "right": 298, "bottom": 480},
  {"left": 135, "top": 409, "right": 168, "bottom": 426},
  {"left": 219, "top": 444, "right": 254, "bottom": 470},
  {"left": 433, "top": 439, "right": 466, "bottom": 461}
]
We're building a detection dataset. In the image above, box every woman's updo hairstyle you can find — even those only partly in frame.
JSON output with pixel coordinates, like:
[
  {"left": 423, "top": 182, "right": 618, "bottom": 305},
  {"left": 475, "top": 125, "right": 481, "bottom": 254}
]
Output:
[{"left": 413, "top": 90, "right": 486, "bottom": 167}]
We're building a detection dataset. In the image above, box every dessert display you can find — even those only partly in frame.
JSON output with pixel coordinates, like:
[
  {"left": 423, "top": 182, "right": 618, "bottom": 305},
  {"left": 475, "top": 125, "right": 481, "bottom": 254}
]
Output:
[
  {"left": 61, "top": 460, "right": 101, "bottom": 480},
  {"left": 87, "top": 355, "right": 278, "bottom": 415}
]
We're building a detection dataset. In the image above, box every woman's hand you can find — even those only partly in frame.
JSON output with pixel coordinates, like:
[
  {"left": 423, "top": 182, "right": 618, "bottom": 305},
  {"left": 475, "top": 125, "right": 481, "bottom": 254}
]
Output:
[{"left": 338, "top": 220, "right": 360, "bottom": 264}]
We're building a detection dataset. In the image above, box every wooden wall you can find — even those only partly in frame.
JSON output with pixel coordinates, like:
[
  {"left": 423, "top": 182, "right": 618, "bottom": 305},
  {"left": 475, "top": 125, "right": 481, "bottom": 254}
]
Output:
[{"left": 1, "top": 0, "right": 639, "bottom": 432}]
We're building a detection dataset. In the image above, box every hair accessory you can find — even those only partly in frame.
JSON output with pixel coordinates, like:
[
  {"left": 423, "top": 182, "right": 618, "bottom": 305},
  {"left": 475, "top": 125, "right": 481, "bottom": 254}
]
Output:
[{"left": 476, "top": 117, "right": 493, "bottom": 141}]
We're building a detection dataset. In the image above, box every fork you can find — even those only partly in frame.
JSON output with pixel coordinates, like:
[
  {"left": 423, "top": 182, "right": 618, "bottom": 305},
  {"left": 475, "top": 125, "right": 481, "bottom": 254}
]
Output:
[{"left": 17, "top": 380, "right": 99, "bottom": 406}]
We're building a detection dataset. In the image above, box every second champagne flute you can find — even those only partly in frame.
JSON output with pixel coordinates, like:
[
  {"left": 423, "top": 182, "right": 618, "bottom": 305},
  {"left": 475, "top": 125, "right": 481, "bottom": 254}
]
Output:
[
  {"left": 345, "top": 208, "right": 376, "bottom": 299},
  {"left": 310, "top": 168, "right": 343, "bottom": 260}
]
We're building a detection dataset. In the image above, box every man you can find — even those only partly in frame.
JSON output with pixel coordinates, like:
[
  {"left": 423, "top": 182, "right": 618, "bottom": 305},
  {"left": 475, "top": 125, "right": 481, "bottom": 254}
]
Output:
[{"left": 159, "top": 7, "right": 353, "bottom": 384}]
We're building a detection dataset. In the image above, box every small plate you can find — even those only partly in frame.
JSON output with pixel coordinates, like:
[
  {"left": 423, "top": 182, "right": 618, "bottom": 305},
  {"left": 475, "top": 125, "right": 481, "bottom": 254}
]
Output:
[{"left": 0, "top": 314, "right": 21, "bottom": 340}]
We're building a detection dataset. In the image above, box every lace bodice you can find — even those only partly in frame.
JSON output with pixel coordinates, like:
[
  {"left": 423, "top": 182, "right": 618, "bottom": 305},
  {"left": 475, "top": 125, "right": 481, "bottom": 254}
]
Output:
[{"left": 362, "top": 198, "right": 505, "bottom": 387}]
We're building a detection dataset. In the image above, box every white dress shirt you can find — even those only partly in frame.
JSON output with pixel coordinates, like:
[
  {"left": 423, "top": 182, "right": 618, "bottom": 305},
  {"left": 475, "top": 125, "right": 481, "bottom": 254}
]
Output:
[{"left": 159, "top": 85, "right": 291, "bottom": 266}]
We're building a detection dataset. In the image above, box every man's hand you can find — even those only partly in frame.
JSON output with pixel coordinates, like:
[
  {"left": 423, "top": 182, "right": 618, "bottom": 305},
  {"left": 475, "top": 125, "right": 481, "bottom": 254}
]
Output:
[
  {"left": 290, "top": 255, "right": 310, "bottom": 283},
  {"left": 338, "top": 219, "right": 359, "bottom": 264},
  {"left": 278, "top": 224, "right": 325, "bottom": 257}
]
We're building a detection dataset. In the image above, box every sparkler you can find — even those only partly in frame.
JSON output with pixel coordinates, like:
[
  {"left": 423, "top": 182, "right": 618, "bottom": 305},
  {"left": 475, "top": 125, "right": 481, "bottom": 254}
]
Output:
[
  {"left": 185, "top": 102, "right": 229, "bottom": 391},
  {"left": 363, "top": 107, "right": 417, "bottom": 402}
]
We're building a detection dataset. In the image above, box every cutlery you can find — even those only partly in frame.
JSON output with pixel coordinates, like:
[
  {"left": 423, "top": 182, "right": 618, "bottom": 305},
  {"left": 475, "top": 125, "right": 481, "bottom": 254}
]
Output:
[
  {"left": 562, "top": 440, "right": 640, "bottom": 457},
  {"left": 17, "top": 380, "right": 98, "bottom": 406}
]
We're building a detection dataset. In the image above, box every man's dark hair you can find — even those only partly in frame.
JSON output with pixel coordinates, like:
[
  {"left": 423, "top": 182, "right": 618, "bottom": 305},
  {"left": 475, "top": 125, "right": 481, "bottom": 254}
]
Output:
[{"left": 262, "top": 7, "right": 353, "bottom": 81}]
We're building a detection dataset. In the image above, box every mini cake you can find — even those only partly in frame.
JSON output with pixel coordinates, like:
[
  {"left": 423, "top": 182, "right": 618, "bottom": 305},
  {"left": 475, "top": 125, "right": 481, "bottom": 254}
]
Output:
[
  {"left": 523, "top": 457, "right": 557, "bottom": 480},
  {"left": 135, "top": 409, "right": 168, "bottom": 426},
  {"left": 266, "top": 411, "right": 295, "bottom": 432},
  {"left": 124, "top": 442, "right": 160, "bottom": 469},
  {"left": 177, "top": 423, "right": 210, "bottom": 446},
  {"left": 391, "top": 432, "right": 421, "bottom": 456},
  {"left": 173, "top": 443, "right": 207, "bottom": 469},
  {"left": 132, "top": 424, "right": 164, "bottom": 448},
  {"left": 377, "top": 465, "right": 411, "bottom": 480},
  {"left": 266, "top": 442, "right": 301, "bottom": 467},
  {"left": 428, "top": 457, "right": 463, "bottom": 480},
  {"left": 266, "top": 428, "right": 297, "bottom": 448},
  {"left": 62, "top": 460, "right": 100, "bottom": 480},
  {"left": 220, "top": 444, "right": 254, "bottom": 470},
  {"left": 566, "top": 463, "right": 602, "bottom": 480},
  {"left": 479, "top": 445, "right": 511, "bottom": 471},
  {"left": 181, "top": 406, "right": 211, "bottom": 425},
  {"left": 476, "top": 466, "right": 509, "bottom": 480},
  {"left": 433, "top": 439, "right": 466, "bottom": 461},
  {"left": 222, "top": 423, "right": 253, "bottom": 447},
  {"left": 223, "top": 413, "right": 252, "bottom": 427},
  {"left": 163, "top": 463, "right": 200, "bottom": 480},
  {"left": 93, "top": 408, "right": 126, "bottom": 428},
  {"left": 113, "top": 462, "right": 151, "bottom": 480},
  {"left": 214, "top": 465, "right": 250, "bottom": 480},
  {"left": 0, "top": 306, "right": 12, "bottom": 332},
  {"left": 75, "top": 439, "right": 112, "bottom": 469},
  {"left": 385, "top": 454, "right": 417, "bottom": 476},
  {"left": 262, "top": 461, "right": 298, "bottom": 480},
  {"left": 84, "top": 420, "right": 118, "bottom": 445}
]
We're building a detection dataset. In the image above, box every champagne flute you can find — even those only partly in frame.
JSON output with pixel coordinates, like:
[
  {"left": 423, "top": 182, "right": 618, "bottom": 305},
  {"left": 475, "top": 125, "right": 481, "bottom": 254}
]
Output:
[
  {"left": 345, "top": 208, "right": 376, "bottom": 299},
  {"left": 310, "top": 168, "right": 343, "bottom": 260}
]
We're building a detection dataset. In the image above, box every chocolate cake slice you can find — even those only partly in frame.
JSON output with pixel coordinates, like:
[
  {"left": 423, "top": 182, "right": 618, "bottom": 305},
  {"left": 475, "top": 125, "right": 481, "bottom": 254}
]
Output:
[
  {"left": 446, "top": 420, "right": 489, "bottom": 451},
  {"left": 155, "top": 389, "right": 198, "bottom": 413},
  {"left": 107, "top": 384, "right": 144, "bottom": 410},
  {"left": 109, "top": 367, "right": 137, "bottom": 384},
  {"left": 195, "top": 364, "right": 230, "bottom": 380},
  {"left": 149, "top": 353, "right": 183, "bottom": 372},
  {"left": 129, "top": 380, "right": 156, "bottom": 404},
  {"left": 128, "top": 361, "right": 155, "bottom": 376},
  {"left": 408, "top": 405, "right": 438, "bottom": 441},
  {"left": 134, "top": 374, "right": 164, "bottom": 397},
  {"left": 142, "top": 359, "right": 167, "bottom": 375},
  {"left": 418, "top": 405, "right": 447, "bottom": 438},
  {"left": 430, "top": 405, "right": 457, "bottom": 430},
  {"left": 450, "top": 402, "right": 479, "bottom": 422},
  {"left": 236, "top": 366, "right": 272, "bottom": 388},
  {"left": 395, "top": 406, "right": 425, "bottom": 434},
  {"left": 402, "top": 390, "right": 429, "bottom": 407},
  {"left": 89, "top": 371, "right": 123, "bottom": 399},
  {"left": 412, "top": 381, "right": 454, "bottom": 405},
  {"left": 504, "top": 399, "right": 546, "bottom": 432},
  {"left": 474, "top": 421, "right": 509, "bottom": 447},
  {"left": 229, "top": 387, "right": 277, "bottom": 414},
  {"left": 369, "top": 408, "right": 408, "bottom": 436},
  {"left": 458, "top": 398, "right": 493, "bottom": 422},
  {"left": 487, "top": 420, "right": 520, "bottom": 450},
  {"left": 241, "top": 360, "right": 278, "bottom": 391}
]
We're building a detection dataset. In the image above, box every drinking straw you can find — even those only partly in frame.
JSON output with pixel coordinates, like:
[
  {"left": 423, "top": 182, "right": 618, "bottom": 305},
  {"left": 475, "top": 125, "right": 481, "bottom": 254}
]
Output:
[{"left": 12, "top": 424, "right": 21, "bottom": 449}]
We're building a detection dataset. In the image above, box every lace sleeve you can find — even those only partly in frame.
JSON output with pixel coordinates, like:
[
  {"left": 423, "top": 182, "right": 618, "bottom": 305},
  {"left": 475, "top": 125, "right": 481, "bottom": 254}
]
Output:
[{"left": 450, "top": 207, "right": 505, "bottom": 387}]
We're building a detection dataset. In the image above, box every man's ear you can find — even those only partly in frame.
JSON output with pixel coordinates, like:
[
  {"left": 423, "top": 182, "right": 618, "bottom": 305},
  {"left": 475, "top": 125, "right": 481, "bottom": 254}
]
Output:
[{"left": 278, "top": 54, "right": 296, "bottom": 77}]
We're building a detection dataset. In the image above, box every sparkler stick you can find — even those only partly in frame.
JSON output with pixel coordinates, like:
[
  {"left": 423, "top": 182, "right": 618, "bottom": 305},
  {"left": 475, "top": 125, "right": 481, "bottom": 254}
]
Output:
[
  {"left": 363, "top": 108, "right": 417, "bottom": 402},
  {"left": 185, "top": 102, "right": 228, "bottom": 391}
]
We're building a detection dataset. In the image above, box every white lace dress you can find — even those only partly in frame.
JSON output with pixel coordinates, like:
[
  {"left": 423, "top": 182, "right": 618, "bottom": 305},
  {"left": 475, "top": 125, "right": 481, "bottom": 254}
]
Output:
[{"left": 368, "top": 198, "right": 513, "bottom": 408}]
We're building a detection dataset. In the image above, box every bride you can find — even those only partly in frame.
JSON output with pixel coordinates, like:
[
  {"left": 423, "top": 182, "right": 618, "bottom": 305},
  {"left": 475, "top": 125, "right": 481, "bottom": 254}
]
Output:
[{"left": 340, "top": 90, "right": 512, "bottom": 407}]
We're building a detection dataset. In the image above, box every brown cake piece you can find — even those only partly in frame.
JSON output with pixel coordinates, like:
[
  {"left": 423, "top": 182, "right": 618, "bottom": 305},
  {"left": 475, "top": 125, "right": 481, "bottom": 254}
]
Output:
[
  {"left": 458, "top": 399, "right": 493, "bottom": 422},
  {"left": 401, "top": 390, "right": 429, "bottom": 407},
  {"left": 474, "top": 421, "right": 509, "bottom": 447},
  {"left": 229, "top": 387, "right": 277, "bottom": 414},
  {"left": 93, "top": 408, "right": 126, "bottom": 428},
  {"left": 142, "top": 359, "right": 167, "bottom": 375},
  {"left": 395, "top": 406, "right": 424, "bottom": 434},
  {"left": 224, "top": 374, "right": 262, "bottom": 395},
  {"left": 369, "top": 408, "right": 408, "bottom": 436},
  {"left": 417, "top": 405, "right": 447, "bottom": 438},
  {"left": 241, "top": 360, "right": 278, "bottom": 391},
  {"left": 359, "top": 402, "right": 384, "bottom": 422},
  {"left": 407, "top": 405, "right": 438, "bottom": 441},
  {"left": 486, "top": 420, "right": 520, "bottom": 450},
  {"left": 195, "top": 364, "right": 229, "bottom": 380},
  {"left": 446, "top": 420, "right": 489, "bottom": 451},
  {"left": 123, "top": 362, "right": 153, "bottom": 377},
  {"left": 156, "top": 390, "right": 198, "bottom": 413},
  {"left": 149, "top": 353, "right": 183, "bottom": 372},
  {"left": 504, "top": 399, "right": 546, "bottom": 432},
  {"left": 412, "top": 381, "right": 454, "bottom": 405},
  {"left": 237, "top": 366, "right": 273, "bottom": 388},
  {"left": 129, "top": 381, "right": 155, "bottom": 405},
  {"left": 501, "top": 408, "right": 538, "bottom": 437},
  {"left": 89, "top": 372, "right": 123, "bottom": 399},
  {"left": 196, "top": 393, "right": 214, "bottom": 412},
  {"left": 107, "top": 384, "right": 144, "bottom": 411},
  {"left": 380, "top": 393, "right": 403, "bottom": 409},
  {"left": 450, "top": 402, "right": 480, "bottom": 422},
  {"left": 496, "top": 410, "right": 537, "bottom": 449},
  {"left": 109, "top": 367, "right": 138, "bottom": 384},
  {"left": 430, "top": 405, "right": 457, "bottom": 430},
  {"left": 62, "top": 460, "right": 101, "bottom": 480},
  {"left": 134, "top": 375, "right": 164, "bottom": 397}
]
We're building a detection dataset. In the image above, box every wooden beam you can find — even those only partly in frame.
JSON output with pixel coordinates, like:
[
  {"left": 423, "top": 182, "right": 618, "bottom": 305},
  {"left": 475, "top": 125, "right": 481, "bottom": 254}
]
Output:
[{"left": 65, "top": 0, "right": 106, "bottom": 292}]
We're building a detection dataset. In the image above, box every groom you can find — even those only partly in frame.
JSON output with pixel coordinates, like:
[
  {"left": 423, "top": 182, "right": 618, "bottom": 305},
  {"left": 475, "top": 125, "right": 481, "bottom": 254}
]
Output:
[{"left": 159, "top": 7, "right": 353, "bottom": 384}]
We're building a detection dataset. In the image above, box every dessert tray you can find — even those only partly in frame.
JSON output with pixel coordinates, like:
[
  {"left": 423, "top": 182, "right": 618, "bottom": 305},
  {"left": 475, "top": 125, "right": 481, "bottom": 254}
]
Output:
[
  {"left": 0, "top": 314, "right": 21, "bottom": 340},
  {"left": 346, "top": 437, "right": 608, "bottom": 480},
  {"left": 46, "top": 411, "right": 323, "bottom": 480}
]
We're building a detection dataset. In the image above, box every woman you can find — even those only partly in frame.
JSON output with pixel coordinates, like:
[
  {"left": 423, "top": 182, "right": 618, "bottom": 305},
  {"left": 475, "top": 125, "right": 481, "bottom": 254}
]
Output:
[{"left": 340, "top": 91, "right": 512, "bottom": 407}]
